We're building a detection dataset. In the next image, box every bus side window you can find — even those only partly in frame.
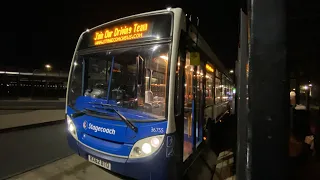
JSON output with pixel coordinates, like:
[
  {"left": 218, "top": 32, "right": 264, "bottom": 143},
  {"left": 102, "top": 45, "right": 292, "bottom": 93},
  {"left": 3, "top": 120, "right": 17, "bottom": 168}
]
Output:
[{"left": 215, "top": 70, "right": 222, "bottom": 104}]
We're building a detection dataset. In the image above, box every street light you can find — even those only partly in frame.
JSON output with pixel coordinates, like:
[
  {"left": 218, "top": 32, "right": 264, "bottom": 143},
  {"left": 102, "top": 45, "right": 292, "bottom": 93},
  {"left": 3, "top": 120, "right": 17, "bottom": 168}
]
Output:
[
  {"left": 303, "top": 85, "right": 308, "bottom": 90},
  {"left": 45, "top": 64, "right": 52, "bottom": 72},
  {"left": 45, "top": 64, "right": 51, "bottom": 69},
  {"left": 44, "top": 64, "right": 52, "bottom": 98},
  {"left": 229, "top": 70, "right": 234, "bottom": 74}
]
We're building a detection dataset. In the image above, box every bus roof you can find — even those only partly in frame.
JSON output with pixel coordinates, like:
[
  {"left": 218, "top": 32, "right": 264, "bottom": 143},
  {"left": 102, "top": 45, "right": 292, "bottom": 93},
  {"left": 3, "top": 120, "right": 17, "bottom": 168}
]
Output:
[
  {"left": 83, "top": 7, "right": 232, "bottom": 82},
  {"left": 87, "top": 8, "right": 182, "bottom": 33}
]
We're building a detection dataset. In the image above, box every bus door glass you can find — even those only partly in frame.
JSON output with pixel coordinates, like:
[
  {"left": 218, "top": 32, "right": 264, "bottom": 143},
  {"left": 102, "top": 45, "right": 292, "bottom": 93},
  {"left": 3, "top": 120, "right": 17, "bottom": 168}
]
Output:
[
  {"left": 214, "top": 70, "right": 222, "bottom": 119},
  {"left": 183, "top": 52, "right": 194, "bottom": 161},
  {"left": 194, "top": 62, "right": 204, "bottom": 147},
  {"left": 205, "top": 63, "right": 214, "bottom": 133},
  {"left": 183, "top": 50, "right": 206, "bottom": 160}
]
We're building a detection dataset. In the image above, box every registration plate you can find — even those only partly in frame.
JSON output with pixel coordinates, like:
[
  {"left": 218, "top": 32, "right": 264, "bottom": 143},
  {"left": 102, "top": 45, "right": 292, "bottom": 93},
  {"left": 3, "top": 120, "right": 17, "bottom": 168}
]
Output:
[{"left": 88, "top": 155, "right": 111, "bottom": 170}]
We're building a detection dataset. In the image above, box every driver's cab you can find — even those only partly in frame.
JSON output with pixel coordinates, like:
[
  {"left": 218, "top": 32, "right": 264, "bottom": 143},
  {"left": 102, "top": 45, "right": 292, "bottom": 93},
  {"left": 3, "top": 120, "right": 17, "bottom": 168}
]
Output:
[
  {"left": 84, "top": 64, "right": 136, "bottom": 106},
  {"left": 71, "top": 44, "right": 169, "bottom": 117}
]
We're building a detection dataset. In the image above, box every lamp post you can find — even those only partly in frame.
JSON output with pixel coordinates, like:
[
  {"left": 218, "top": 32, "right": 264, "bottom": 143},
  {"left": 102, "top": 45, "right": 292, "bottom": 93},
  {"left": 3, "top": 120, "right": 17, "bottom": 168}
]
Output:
[
  {"left": 31, "top": 69, "right": 40, "bottom": 98},
  {"left": 44, "top": 64, "right": 52, "bottom": 98}
]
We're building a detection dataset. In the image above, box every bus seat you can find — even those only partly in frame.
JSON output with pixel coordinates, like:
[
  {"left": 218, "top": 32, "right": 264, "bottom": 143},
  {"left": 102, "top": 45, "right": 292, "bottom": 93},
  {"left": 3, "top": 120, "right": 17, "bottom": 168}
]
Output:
[{"left": 145, "top": 91, "right": 154, "bottom": 103}]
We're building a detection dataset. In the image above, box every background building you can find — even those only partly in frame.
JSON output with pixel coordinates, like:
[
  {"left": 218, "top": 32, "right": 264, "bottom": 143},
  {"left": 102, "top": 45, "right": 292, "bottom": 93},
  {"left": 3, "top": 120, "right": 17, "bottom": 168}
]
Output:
[{"left": 0, "top": 69, "right": 68, "bottom": 100}]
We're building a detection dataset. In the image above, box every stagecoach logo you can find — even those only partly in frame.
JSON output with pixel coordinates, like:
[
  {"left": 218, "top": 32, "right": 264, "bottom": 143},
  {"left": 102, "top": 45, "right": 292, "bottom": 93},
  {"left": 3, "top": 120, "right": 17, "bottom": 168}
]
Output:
[
  {"left": 82, "top": 121, "right": 116, "bottom": 135},
  {"left": 83, "top": 121, "right": 88, "bottom": 130}
]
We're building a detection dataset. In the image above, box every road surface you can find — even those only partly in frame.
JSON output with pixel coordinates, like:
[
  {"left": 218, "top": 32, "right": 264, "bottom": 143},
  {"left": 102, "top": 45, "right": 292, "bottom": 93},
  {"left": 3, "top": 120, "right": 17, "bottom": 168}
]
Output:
[{"left": 0, "top": 122, "right": 73, "bottom": 180}]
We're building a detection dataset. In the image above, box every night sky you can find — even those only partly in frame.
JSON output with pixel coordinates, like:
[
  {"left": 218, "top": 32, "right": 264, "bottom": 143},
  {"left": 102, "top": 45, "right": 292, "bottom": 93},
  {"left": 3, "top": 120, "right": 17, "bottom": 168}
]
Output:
[
  {"left": 0, "top": 0, "right": 239, "bottom": 71},
  {"left": 1, "top": 0, "right": 319, "bottom": 83},
  {"left": 288, "top": 0, "right": 320, "bottom": 84}
]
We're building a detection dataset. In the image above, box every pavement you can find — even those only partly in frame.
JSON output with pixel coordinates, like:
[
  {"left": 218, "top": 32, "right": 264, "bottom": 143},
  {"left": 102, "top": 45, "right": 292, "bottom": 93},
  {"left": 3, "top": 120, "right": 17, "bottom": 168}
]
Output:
[
  {"left": 10, "top": 153, "right": 235, "bottom": 180},
  {"left": 213, "top": 151, "right": 235, "bottom": 180},
  {"left": 0, "top": 98, "right": 66, "bottom": 102},
  {"left": 0, "top": 100, "right": 70, "bottom": 180},
  {"left": 7, "top": 155, "right": 122, "bottom": 180},
  {"left": 211, "top": 114, "right": 237, "bottom": 180},
  {"left": 0, "top": 99, "right": 65, "bottom": 110},
  {"left": 0, "top": 95, "right": 65, "bottom": 130},
  {"left": 0, "top": 122, "right": 74, "bottom": 180},
  {"left": 0, "top": 109, "right": 65, "bottom": 130},
  {"left": 5, "top": 114, "right": 237, "bottom": 180},
  {"left": 0, "top": 110, "right": 34, "bottom": 115},
  {"left": 289, "top": 108, "right": 320, "bottom": 180}
]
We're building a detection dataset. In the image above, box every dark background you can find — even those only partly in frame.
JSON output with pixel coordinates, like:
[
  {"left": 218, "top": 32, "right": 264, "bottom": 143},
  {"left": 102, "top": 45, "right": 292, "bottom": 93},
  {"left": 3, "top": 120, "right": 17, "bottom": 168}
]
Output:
[
  {"left": 0, "top": 0, "right": 239, "bottom": 70},
  {"left": 0, "top": 0, "right": 319, "bottom": 83}
]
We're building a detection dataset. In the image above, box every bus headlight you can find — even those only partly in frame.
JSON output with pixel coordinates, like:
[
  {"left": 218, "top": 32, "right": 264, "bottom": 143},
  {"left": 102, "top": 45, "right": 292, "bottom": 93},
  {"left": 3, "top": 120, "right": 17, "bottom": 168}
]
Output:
[
  {"left": 67, "top": 115, "right": 78, "bottom": 140},
  {"left": 129, "top": 135, "right": 164, "bottom": 159}
]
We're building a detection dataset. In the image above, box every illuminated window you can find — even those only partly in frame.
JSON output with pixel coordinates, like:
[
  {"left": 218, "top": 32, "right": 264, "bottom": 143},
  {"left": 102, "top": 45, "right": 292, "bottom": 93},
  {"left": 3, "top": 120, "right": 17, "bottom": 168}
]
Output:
[
  {"left": 215, "top": 70, "right": 221, "bottom": 104},
  {"left": 205, "top": 69, "right": 214, "bottom": 105}
]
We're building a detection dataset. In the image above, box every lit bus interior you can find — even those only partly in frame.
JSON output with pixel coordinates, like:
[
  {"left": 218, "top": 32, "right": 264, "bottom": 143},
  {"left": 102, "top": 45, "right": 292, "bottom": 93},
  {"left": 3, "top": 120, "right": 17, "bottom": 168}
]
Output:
[
  {"left": 181, "top": 52, "right": 233, "bottom": 161},
  {"left": 71, "top": 44, "right": 169, "bottom": 119}
]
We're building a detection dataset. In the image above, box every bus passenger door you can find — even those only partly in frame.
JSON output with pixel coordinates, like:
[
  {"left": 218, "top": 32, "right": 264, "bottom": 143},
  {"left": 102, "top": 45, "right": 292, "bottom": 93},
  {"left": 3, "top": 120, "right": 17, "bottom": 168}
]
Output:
[
  {"left": 204, "top": 63, "right": 214, "bottom": 138},
  {"left": 182, "top": 50, "right": 205, "bottom": 161},
  {"left": 183, "top": 51, "right": 194, "bottom": 161},
  {"left": 194, "top": 60, "right": 205, "bottom": 147}
]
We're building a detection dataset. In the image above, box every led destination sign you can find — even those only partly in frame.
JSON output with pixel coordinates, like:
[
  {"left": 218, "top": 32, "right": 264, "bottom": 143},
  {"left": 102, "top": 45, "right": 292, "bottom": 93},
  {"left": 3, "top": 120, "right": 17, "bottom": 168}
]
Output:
[
  {"left": 79, "top": 14, "right": 173, "bottom": 50},
  {"left": 93, "top": 22, "right": 150, "bottom": 46}
]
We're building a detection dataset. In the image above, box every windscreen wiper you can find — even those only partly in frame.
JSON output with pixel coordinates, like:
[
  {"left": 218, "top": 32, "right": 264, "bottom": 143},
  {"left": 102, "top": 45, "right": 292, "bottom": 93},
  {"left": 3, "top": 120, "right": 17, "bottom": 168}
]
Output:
[
  {"left": 88, "top": 102, "right": 118, "bottom": 107},
  {"left": 73, "top": 104, "right": 138, "bottom": 133},
  {"left": 101, "top": 106, "right": 138, "bottom": 133},
  {"left": 71, "top": 102, "right": 118, "bottom": 118},
  {"left": 71, "top": 109, "right": 87, "bottom": 118},
  {"left": 71, "top": 108, "right": 102, "bottom": 118}
]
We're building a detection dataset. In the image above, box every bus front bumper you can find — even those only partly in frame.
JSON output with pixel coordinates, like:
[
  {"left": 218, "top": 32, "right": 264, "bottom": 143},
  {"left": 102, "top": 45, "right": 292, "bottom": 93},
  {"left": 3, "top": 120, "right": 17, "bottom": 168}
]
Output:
[{"left": 67, "top": 133, "right": 172, "bottom": 180}]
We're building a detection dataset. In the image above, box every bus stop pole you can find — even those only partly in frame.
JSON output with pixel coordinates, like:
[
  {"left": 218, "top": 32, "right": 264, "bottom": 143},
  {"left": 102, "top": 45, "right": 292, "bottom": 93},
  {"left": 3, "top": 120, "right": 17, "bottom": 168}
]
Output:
[
  {"left": 246, "top": 0, "right": 289, "bottom": 179},
  {"left": 236, "top": 7, "right": 250, "bottom": 180}
]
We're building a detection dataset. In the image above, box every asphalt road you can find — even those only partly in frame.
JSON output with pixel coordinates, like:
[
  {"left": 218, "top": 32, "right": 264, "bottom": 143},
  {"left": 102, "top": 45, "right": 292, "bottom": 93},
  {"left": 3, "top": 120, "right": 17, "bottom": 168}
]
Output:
[{"left": 0, "top": 122, "right": 74, "bottom": 180}]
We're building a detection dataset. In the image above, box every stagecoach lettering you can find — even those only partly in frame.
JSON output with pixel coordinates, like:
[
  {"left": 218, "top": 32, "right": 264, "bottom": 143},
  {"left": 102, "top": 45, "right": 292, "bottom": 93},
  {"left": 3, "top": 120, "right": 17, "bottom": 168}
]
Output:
[{"left": 151, "top": 127, "right": 164, "bottom": 133}]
